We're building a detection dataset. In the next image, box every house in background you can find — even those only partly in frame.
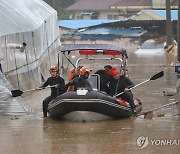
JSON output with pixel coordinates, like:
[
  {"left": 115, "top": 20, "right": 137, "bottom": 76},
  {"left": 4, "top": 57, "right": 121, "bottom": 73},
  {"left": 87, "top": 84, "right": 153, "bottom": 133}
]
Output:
[
  {"left": 66, "top": 0, "right": 177, "bottom": 20},
  {"left": 66, "top": 0, "right": 122, "bottom": 20}
]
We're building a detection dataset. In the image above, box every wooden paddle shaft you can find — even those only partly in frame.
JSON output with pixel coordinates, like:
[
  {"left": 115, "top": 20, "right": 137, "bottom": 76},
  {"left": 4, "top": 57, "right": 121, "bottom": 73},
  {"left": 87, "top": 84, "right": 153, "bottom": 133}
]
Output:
[
  {"left": 115, "top": 79, "right": 150, "bottom": 97},
  {"left": 23, "top": 85, "right": 56, "bottom": 93}
]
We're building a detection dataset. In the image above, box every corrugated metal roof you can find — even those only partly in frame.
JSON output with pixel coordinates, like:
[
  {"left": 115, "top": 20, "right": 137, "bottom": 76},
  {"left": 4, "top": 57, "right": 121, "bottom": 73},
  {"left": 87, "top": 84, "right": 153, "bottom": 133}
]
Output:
[
  {"left": 64, "top": 27, "right": 147, "bottom": 40},
  {"left": 81, "top": 27, "right": 147, "bottom": 37},
  {"left": 81, "top": 35, "right": 117, "bottom": 40},
  {"left": 0, "top": 0, "right": 56, "bottom": 36},
  {"left": 58, "top": 20, "right": 119, "bottom": 29}
]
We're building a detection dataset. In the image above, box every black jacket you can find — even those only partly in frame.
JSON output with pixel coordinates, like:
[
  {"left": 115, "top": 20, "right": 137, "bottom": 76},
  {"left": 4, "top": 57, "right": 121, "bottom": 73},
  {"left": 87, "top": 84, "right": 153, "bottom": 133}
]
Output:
[
  {"left": 41, "top": 76, "right": 65, "bottom": 97},
  {"left": 94, "top": 70, "right": 111, "bottom": 93},
  {"left": 109, "top": 75, "right": 134, "bottom": 96},
  {"left": 65, "top": 76, "right": 93, "bottom": 91}
]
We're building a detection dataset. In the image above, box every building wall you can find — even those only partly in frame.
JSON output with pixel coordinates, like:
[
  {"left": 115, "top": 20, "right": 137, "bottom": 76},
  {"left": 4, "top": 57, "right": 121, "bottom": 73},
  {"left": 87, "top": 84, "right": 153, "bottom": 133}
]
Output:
[
  {"left": 152, "top": 0, "right": 177, "bottom": 9},
  {"left": 152, "top": 0, "right": 166, "bottom": 9},
  {"left": 70, "top": 10, "right": 125, "bottom": 20},
  {"left": 99, "top": 11, "right": 125, "bottom": 20}
]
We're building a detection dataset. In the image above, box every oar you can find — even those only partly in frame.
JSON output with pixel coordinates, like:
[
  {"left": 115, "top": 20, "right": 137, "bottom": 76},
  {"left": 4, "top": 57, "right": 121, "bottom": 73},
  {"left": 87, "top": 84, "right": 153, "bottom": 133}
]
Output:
[
  {"left": 115, "top": 71, "right": 164, "bottom": 97},
  {"left": 11, "top": 85, "right": 55, "bottom": 97}
]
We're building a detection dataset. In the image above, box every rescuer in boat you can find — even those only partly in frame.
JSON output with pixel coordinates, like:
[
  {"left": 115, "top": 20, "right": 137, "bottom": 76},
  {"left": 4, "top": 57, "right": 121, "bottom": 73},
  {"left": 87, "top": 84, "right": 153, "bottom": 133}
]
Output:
[
  {"left": 94, "top": 65, "right": 112, "bottom": 93},
  {"left": 65, "top": 66, "right": 93, "bottom": 91},
  {"left": 68, "top": 66, "right": 83, "bottom": 81},
  {"left": 108, "top": 68, "right": 136, "bottom": 114},
  {"left": 36, "top": 66, "right": 65, "bottom": 117},
  {"left": 67, "top": 66, "right": 83, "bottom": 91}
]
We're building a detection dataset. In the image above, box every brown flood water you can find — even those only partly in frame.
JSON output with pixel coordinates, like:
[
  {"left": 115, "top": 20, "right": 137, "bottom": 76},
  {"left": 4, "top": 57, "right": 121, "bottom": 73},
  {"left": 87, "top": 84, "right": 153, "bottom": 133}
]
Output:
[{"left": 0, "top": 50, "right": 180, "bottom": 154}]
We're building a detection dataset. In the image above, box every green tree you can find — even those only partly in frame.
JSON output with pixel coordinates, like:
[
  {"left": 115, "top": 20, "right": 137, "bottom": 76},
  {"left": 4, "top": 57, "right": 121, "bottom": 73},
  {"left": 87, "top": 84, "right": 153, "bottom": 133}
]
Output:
[{"left": 43, "top": 0, "right": 79, "bottom": 19}]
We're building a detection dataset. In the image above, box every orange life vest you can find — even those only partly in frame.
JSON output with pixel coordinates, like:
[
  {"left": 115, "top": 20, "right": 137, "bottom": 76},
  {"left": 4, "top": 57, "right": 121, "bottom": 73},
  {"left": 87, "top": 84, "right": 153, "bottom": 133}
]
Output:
[{"left": 68, "top": 68, "right": 75, "bottom": 91}]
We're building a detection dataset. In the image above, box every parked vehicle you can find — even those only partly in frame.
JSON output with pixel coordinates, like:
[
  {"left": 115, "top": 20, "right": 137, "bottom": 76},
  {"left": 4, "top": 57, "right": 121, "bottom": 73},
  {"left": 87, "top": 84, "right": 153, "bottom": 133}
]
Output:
[{"left": 135, "top": 39, "right": 165, "bottom": 56}]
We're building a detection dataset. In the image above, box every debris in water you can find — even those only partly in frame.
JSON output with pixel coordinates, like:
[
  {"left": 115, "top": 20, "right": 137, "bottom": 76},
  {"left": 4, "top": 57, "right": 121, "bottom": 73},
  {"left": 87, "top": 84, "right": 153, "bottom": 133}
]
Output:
[
  {"left": 157, "top": 113, "right": 165, "bottom": 117},
  {"left": 163, "top": 90, "right": 177, "bottom": 96},
  {"left": 11, "top": 115, "right": 19, "bottom": 120},
  {"left": 82, "top": 118, "right": 86, "bottom": 123},
  {"left": 143, "top": 112, "right": 153, "bottom": 119}
]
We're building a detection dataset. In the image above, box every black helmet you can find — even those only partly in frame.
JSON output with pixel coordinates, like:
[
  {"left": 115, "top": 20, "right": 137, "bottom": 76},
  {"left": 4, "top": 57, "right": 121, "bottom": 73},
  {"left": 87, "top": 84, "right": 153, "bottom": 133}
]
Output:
[{"left": 104, "top": 65, "right": 112, "bottom": 69}]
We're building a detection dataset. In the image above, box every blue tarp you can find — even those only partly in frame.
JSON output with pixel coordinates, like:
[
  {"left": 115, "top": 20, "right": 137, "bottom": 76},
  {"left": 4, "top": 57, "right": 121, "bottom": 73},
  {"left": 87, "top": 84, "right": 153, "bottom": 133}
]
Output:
[
  {"left": 81, "top": 27, "right": 147, "bottom": 37},
  {"left": 153, "top": 10, "right": 178, "bottom": 20},
  {"left": 81, "top": 34, "right": 117, "bottom": 40},
  {"left": 58, "top": 20, "right": 119, "bottom": 29},
  {"left": 63, "top": 27, "right": 147, "bottom": 40}
]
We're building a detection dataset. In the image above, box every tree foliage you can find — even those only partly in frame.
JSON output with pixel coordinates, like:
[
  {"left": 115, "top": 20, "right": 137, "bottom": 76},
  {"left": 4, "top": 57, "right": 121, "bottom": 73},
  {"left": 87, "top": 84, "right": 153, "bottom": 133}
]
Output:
[{"left": 43, "top": 0, "right": 79, "bottom": 19}]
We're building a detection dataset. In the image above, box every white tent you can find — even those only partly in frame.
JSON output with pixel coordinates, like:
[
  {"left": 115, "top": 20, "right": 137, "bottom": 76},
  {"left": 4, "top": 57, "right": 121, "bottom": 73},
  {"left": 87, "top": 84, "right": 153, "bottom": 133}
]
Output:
[{"left": 0, "top": 0, "right": 60, "bottom": 89}]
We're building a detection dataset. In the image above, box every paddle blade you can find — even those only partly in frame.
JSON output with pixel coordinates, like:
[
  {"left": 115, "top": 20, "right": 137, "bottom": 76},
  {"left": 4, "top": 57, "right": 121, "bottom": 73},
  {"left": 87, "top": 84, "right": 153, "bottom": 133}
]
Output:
[
  {"left": 150, "top": 71, "right": 164, "bottom": 80},
  {"left": 11, "top": 90, "right": 23, "bottom": 97}
]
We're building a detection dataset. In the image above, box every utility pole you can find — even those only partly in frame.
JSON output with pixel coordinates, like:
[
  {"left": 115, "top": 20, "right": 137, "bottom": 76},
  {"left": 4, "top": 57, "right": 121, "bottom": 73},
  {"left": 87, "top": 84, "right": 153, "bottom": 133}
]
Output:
[
  {"left": 176, "top": 0, "right": 180, "bottom": 93},
  {"left": 166, "top": 0, "right": 173, "bottom": 45},
  {"left": 178, "top": 0, "right": 180, "bottom": 61}
]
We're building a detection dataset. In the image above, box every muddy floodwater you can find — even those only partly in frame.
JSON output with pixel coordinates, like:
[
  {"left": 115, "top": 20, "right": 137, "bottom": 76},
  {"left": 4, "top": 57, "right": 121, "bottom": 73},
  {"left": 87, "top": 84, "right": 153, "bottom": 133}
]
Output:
[{"left": 0, "top": 49, "right": 180, "bottom": 154}]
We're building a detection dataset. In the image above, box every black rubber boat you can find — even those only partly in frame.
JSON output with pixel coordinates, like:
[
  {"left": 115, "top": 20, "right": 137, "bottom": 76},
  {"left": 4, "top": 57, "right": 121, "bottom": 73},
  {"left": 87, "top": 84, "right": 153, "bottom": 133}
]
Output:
[{"left": 48, "top": 90, "right": 142, "bottom": 121}]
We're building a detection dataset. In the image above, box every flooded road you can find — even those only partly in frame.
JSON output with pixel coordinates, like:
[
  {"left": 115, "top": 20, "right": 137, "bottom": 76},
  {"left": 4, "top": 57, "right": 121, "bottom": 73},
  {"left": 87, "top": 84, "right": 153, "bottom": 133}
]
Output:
[{"left": 0, "top": 49, "right": 180, "bottom": 154}]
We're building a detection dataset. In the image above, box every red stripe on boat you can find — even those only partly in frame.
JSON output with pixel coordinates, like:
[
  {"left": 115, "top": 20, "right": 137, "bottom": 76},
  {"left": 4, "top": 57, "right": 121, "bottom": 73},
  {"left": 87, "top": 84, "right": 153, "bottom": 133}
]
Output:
[{"left": 116, "top": 98, "right": 129, "bottom": 107}]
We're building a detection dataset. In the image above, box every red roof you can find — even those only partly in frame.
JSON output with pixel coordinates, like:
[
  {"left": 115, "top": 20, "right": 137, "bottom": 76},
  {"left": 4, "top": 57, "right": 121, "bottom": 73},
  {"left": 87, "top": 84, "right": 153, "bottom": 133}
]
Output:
[
  {"left": 66, "top": 0, "right": 178, "bottom": 11},
  {"left": 113, "top": 0, "right": 152, "bottom": 6},
  {"left": 66, "top": 0, "right": 120, "bottom": 11},
  {"left": 171, "top": 0, "right": 178, "bottom": 6}
]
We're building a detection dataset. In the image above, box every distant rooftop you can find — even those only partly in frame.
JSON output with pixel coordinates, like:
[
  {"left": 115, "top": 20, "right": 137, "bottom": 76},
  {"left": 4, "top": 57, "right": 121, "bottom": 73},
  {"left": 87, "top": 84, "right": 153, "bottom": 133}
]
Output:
[
  {"left": 129, "top": 10, "right": 178, "bottom": 20},
  {"left": 81, "top": 27, "right": 147, "bottom": 37},
  {"left": 63, "top": 27, "right": 147, "bottom": 40},
  {"left": 113, "top": 0, "right": 152, "bottom": 6},
  {"left": 66, "top": 0, "right": 177, "bottom": 11}
]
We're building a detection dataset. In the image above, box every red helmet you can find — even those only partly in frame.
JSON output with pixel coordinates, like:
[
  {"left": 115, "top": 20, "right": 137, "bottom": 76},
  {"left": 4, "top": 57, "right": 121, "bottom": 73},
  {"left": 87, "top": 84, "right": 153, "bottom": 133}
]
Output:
[
  {"left": 49, "top": 66, "right": 58, "bottom": 72},
  {"left": 79, "top": 67, "right": 91, "bottom": 76},
  {"left": 109, "top": 68, "right": 119, "bottom": 76}
]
